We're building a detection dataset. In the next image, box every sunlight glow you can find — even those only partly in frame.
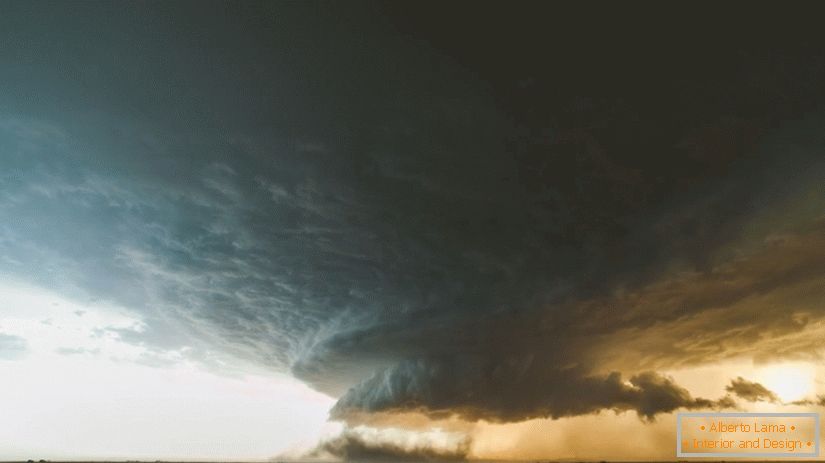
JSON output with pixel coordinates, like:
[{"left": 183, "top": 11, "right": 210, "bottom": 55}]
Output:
[{"left": 756, "top": 362, "right": 816, "bottom": 403}]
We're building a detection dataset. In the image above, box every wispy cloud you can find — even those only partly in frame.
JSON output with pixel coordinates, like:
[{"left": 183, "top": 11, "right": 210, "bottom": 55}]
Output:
[{"left": 0, "top": 333, "right": 28, "bottom": 360}]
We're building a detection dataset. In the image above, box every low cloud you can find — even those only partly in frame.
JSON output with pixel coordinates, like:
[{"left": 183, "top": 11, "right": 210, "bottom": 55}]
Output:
[
  {"left": 790, "top": 396, "right": 825, "bottom": 407},
  {"left": 725, "top": 377, "right": 779, "bottom": 403},
  {"left": 311, "top": 428, "right": 471, "bottom": 461}
]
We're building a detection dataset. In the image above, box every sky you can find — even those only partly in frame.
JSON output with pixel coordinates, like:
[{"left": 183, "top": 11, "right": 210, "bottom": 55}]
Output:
[{"left": 1, "top": 2, "right": 825, "bottom": 461}]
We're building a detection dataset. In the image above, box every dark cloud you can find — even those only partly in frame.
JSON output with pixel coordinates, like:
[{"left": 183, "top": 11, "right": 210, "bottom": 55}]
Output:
[
  {"left": 1, "top": 2, "right": 824, "bottom": 425},
  {"left": 0, "top": 333, "right": 28, "bottom": 360},
  {"left": 790, "top": 396, "right": 825, "bottom": 407},
  {"left": 552, "top": 219, "right": 825, "bottom": 373},
  {"left": 725, "top": 377, "right": 779, "bottom": 403},
  {"left": 312, "top": 429, "right": 471, "bottom": 461},
  {"left": 332, "top": 361, "right": 735, "bottom": 422}
]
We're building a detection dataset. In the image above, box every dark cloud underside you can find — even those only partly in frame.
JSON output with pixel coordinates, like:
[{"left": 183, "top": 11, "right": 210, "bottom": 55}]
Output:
[{"left": 332, "top": 364, "right": 735, "bottom": 422}]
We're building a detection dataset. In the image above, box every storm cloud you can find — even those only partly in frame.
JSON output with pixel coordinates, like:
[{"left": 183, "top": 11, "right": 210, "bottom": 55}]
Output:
[{"left": 2, "top": 2, "right": 825, "bottom": 428}]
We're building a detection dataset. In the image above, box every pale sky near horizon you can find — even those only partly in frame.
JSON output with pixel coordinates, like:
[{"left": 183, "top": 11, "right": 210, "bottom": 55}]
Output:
[{"left": 0, "top": 280, "right": 339, "bottom": 461}]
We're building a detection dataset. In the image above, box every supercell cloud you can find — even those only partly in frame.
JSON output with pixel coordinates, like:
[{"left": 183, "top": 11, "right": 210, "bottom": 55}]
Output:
[{"left": 1, "top": 1, "right": 825, "bottom": 435}]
